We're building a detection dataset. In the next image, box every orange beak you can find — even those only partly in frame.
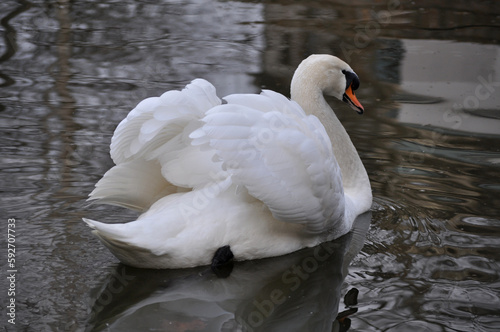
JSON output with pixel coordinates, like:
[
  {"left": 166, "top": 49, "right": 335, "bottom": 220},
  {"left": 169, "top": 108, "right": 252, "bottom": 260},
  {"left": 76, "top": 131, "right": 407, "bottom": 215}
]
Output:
[{"left": 343, "top": 84, "right": 364, "bottom": 114}]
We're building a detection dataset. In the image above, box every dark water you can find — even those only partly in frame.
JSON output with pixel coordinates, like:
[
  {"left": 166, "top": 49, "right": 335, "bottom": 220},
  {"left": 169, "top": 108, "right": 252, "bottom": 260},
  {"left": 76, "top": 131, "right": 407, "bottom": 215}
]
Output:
[{"left": 1, "top": 0, "right": 500, "bottom": 331}]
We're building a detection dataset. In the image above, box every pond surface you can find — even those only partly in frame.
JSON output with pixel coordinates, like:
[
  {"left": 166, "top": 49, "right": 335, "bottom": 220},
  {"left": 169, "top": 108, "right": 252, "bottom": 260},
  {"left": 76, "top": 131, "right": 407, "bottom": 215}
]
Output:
[{"left": 1, "top": 0, "right": 500, "bottom": 331}]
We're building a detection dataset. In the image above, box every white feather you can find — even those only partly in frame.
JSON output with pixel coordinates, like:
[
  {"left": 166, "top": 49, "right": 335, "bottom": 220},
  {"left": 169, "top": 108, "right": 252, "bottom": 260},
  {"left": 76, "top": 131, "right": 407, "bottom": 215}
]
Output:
[
  {"left": 84, "top": 55, "right": 373, "bottom": 269},
  {"left": 88, "top": 159, "right": 176, "bottom": 211}
]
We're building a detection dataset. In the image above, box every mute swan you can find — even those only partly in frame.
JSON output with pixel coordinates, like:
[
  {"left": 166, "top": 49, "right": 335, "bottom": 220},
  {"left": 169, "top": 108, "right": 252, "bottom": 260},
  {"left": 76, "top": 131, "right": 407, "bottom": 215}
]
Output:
[{"left": 84, "top": 54, "right": 372, "bottom": 269}]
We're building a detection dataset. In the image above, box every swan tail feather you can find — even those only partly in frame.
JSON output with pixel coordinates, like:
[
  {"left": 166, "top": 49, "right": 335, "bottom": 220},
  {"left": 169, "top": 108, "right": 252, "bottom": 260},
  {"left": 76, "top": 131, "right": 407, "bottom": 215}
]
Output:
[
  {"left": 83, "top": 218, "right": 129, "bottom": 241},
  {"left": 83, "top": 218, "right": 155, "bottom": 265}
]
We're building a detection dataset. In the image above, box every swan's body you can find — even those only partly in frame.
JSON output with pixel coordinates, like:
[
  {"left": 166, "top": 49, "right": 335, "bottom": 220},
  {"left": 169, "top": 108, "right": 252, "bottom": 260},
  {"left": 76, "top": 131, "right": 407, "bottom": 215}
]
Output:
[{"left": 84, "top": 54, "right": 372, "bottom": 269}]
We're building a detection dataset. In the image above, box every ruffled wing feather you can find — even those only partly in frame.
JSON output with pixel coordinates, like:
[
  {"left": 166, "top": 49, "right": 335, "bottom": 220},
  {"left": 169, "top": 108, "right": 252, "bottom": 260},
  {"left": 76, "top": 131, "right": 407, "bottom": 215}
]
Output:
[
  {"left": 91, "top": 79, "right": 223, "bottom": 207},
  {"left": 191, "top": 91, "right": 345, "bottom": 234},
  {"left": 110, "top": 79, "right": 221, "bottom": 165}
]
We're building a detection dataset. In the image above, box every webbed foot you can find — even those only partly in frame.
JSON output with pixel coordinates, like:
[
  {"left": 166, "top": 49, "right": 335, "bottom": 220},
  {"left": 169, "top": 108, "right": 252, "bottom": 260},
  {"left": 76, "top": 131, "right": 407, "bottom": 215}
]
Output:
[{"left": 211, "top": 245, "right": 234, "bottom": 278}]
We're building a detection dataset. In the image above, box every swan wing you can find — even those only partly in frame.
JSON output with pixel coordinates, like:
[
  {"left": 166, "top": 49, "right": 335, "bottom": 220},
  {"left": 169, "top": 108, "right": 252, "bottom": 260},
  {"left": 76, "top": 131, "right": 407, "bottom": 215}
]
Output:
[
  {"left": 191, "top": 90, "right": 345, "bottom": 234},
  {"left": 90, "top": 79, "right": 223, "bottom": 208},
  {"left": 110, "top": 78, "right": 221, "bottom": 165},
  {"left": 88, "top": 159, "right": 178, "bottom": 211}
]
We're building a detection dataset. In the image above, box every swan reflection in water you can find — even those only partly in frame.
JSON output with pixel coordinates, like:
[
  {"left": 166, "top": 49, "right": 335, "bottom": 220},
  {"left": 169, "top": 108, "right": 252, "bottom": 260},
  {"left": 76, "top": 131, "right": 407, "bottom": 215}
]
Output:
[{"left": 86, "top": 211, "right": 371, "bottom": 332}]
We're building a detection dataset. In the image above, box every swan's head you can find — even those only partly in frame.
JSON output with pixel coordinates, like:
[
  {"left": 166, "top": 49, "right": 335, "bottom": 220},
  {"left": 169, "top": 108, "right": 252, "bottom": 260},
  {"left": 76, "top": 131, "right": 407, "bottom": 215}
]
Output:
[{"left": 291, "top": 54, "right": 364, "bottom": 114}]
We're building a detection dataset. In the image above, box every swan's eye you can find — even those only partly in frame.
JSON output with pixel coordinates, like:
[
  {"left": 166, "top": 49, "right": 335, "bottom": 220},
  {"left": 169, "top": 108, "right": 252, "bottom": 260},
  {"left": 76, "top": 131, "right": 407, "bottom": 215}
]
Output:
[{"left": 341, "top": 70, "right": 360, "bottom": 91}]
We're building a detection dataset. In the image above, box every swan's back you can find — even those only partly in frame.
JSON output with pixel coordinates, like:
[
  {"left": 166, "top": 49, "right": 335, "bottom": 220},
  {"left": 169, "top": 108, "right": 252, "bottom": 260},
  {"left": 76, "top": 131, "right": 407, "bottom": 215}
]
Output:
[{"left": 191, "top": 90, "right": 346, "bottom": 234}]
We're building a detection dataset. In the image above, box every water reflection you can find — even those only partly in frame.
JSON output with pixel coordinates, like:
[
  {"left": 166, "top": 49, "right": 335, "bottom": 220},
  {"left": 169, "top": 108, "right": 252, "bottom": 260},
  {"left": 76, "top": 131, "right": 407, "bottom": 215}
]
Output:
[{"left": 86, "top": 212, "right": 371, "bottom": 332}]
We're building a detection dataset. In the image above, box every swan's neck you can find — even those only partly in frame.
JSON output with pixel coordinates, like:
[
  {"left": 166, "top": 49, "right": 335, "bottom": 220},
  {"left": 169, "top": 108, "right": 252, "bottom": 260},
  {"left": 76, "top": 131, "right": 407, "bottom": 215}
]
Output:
[{"left": 291, "top": 82, "right": 372, "bottom": 216}]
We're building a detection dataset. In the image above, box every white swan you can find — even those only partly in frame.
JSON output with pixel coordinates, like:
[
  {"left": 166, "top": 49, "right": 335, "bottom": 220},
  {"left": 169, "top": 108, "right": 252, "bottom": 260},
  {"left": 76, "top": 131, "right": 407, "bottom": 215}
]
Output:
[{"left": 84, "top": 54, "right": 372, "bottom": 269}]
